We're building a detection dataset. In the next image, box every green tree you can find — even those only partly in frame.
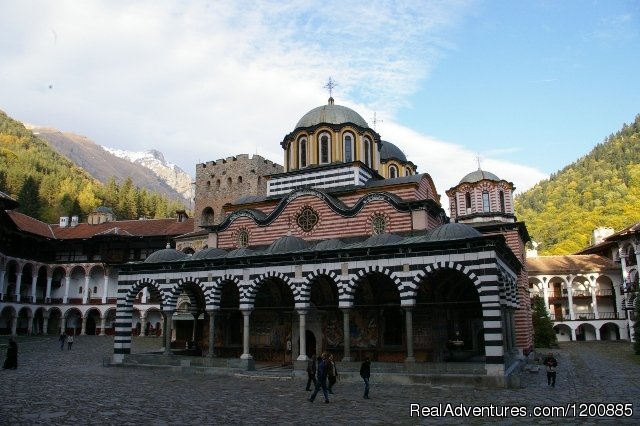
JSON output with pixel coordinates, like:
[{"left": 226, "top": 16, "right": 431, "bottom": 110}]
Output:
[
  {"left": 531, "top": 295, "right": 557, "bottom": 348},
  {"left": 16, "top": 176, "right": 40, "bottom": 217}
]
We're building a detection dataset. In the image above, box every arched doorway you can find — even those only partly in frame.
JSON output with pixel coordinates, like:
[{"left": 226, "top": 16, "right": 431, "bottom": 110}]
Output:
[
  {"left": 306, "top": 330, "right": 316, "bottom": 358},
  {"left": 251, "top": 277, "right": 294, "bottom": 363}
]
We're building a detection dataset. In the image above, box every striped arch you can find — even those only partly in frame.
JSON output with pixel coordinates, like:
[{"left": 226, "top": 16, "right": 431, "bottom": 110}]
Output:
[
  {"left": 342, "top": 265, "right": 403, "bottom": 305},
  {"left": 123, "top": 277, "right": 164, "bottom": 306},
  {"left": 244, "top": 271, "right": 294, "bottom": 306},
  {"left": 209, "top": 274, "right": 241, "bottom": 308},
  {"left": 301, "top": 268, "right": 341, "bottom": 304},
  {"left": 406, "top": 261, "right": 482, "bottom": 301},
  {"left": 166, "top": 276, "right": 207, "bottom": 311},
  {"left": 114, "top": 277, "right": 164, "bottom": 356}
]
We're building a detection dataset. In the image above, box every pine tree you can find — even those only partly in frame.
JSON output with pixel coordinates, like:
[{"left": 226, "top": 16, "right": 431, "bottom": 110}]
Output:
[
  {"left": 16, "top": 176, "right": 40, "bottom": 217},
  {"left": 531, "top": 295, "right": 557, "bottom": 348}
]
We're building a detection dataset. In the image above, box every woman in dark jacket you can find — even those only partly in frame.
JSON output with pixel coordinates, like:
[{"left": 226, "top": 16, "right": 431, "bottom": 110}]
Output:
[{"left": 360, "top": 357, "right": 370, "bottom": 399}]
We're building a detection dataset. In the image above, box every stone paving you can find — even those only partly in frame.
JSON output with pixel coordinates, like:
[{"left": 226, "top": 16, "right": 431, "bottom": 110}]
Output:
[{"left": 0, "top": 336, "right": 639, "bottom": 425}]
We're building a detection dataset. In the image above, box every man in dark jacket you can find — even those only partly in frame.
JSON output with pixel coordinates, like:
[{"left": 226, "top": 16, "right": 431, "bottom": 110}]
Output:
[
  {"left": 305, "top": 355, "right": 317, "bottom": 391},
  {"left": 360, "top": 357, "right": 371, "bottom": 399},
  {"left": 543, "top": 352, "right": 558, "bottom": 387},
  {"left": 309, "top": 353, "right": 330, "bottom": 403}
]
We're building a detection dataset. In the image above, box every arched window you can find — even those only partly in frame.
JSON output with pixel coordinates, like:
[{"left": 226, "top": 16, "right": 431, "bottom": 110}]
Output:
[
  {"left": 299, "top": 138, "right": 307, "bottom": 168},
  {"left": 364, "top": 138, "right": 372, "bottom": 167},
  {"left": 372, "top": 214, "right": 386, "bottom": 235},
  {"left": 482, "top": 191, "right": 490, "bottom": 212},
  {"left": 237, "top": 229, "right": 249, "bottom": 248},
  {"left": 405, "top": 167, "right": 412, "bottom": 176},
  {"left": 465, "top": 192, "right": 472, "bottom": 213},
  {"left": 499, "top": 190, "right": 506, "bottom": 213},
  {"left": 319, "top": 133, "right": 330, "bottom": 164},
  {"left": 389, "top": 165, "right": 398, "bottom": 178},
  {"left": 343, "top": 134, "right": 353, "bottom": 162}
]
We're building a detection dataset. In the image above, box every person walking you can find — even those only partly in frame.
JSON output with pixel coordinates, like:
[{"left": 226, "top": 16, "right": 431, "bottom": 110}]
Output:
[
  {"left": 67, "top": 334, "right": 74, "bottom": 350},
  {"left": 360, "top": 357, "right": 371, "bottom": 399},
  {"left": 308, "top": 353, "right": 330, "bottom": 403},
  {"left": 2, "top": 338, "right": 18, "bottom": 369},
  {"left": 305, "top": 355, "right": 317, "bottom": 391},
  {"left": 327, "top": 354, "right": 338, "bottom": 394},
  {"left": 59, "top": 333, "right": 67, "bottom": 351},
  {"left": 544, "top": 352, "right": 557, "bottom": 387}
]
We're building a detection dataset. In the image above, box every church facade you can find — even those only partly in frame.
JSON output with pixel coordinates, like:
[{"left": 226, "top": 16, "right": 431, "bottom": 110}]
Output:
[{"left": 113, "top": 98, "right": 532, "bottom": 386}]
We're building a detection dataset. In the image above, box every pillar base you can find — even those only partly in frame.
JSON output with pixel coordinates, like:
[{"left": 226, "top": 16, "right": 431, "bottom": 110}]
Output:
[
  {"left": 405, "top": 357, "right": 416, "bottom": 363},
  {"left": 233, "top": 357, "right": 255, "bottom": 371},
  {"left": 296, "top": 354, "right": 309, "bottom": 361},
  {"left": 112, "top": 354, "right": 124, "bottom": 364},
  {"left": 341, "top": 356, "right": 352, "bottom": 362}
]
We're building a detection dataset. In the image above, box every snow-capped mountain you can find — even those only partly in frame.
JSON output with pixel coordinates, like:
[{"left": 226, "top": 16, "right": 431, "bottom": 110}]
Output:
[{"left": 103, "top": 147, "right": 193, "bottom": 202}]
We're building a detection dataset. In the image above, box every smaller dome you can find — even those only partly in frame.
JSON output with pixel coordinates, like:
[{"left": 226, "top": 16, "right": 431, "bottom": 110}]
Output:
[
  {"left": 265, "top": 235, "right": 309, "bottom": 255},
  {"left": 191, "top": 247, "right": 228, "bottom": 260},
  {"left": 459, "top": 169, "right": 501, "bottom": 184},
  {"left": 380, "top": 141, "right": 407, "bottom": 163},
  {"left": 427, "top": 223, "right": 482, "bottom": 241},
  {"left": 313, "top": 239, "right": 345, "bottom": 251},
  {"left": 226, "top": 247, "right": 254, "bottom": 258},
  {"left": 363, "top": 233, "right": 403, "bottom": 247},
  {"left": 144, "top": 248, "right": 188, "bottom": 263}
]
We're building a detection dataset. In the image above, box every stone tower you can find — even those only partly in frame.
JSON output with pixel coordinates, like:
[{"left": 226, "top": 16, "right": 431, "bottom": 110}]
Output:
[{"left": 193, "top": 154, "right": 283, "bottom": 228}]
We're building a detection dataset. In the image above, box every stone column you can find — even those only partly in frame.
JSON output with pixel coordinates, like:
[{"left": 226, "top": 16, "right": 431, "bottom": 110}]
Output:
[
  {"left": 240, "top": 309, "right": 253, "bottom": 360},
  {"left": 27, "top": 313, "right": 34, "bottom": 334},
  {"left": 43, "top": 314, "right": 49, "bottom": 335},
  {"left": 0, "top": 269, "right": 5, "bottom": 299},
  {"left": 102, "top": 274, "right": 109, "bottom": 303},
  {"left": 566, "top": 280, "right": 575, "bottom": 320},
  {"left": 207, "top": 310, "right": 217, "bottom": 357},
  {"left": 10, "top": 314, "right": 17, "bottom": 336},
  {"left": 591, "top": 280, "right": 599, "bottom": 319},
  {"left": 31, "top": 274, "right": 38, "bottom": 303},
  {"left": 63, "top": 276, "right": 71, "bottom": 304},
  {"left": 60, "top": 315, "right": 66, "bottom": 335},
  {"left": 594, "top": 328, "right": 601, "bottom": 341},
  {"left": 45, "top": 276, "right": 52, "bottom": 301},
  {"left": 163, "top": 310, "right": 174, "bottom": 354},
  {"left": 405, "top": 307, "right": 415, "bottom": 362},
  {"left": 297, "top": 309, "right": 307, "bottom": 361},
  {"left": 570, "top": 327, "right": 576, "bottom": 341},
  {"left": 83, "top": 276, "right": 90, "bottom": 304},
  {"left": 542, "top": 278, "right": 550, "bottom": 316},
  {"left": 100, "top": 315, "right": 107, "bottom": 336},
  {"left": 342, "top": 308, "right": 351, "bottom": 362},
  {"left": 81, "top": 316, "right": 87, "bottom": 335},
  {"left": 15, "top": 272, "right": 22, "bottom": 302}
]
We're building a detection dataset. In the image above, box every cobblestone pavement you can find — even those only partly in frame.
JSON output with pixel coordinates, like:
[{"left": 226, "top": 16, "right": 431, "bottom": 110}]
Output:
[{"left": 0, "top": 336, "right": 638, "bottom": 425}]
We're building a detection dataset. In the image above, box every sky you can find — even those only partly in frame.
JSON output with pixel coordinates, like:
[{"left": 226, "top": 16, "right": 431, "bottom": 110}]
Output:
[{"left": 1, "top": 0, "right": 639, "bottom": 201}]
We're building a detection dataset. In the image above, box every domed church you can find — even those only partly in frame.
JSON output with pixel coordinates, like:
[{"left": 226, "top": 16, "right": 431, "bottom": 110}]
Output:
[{"left": 114, "top": 97, "right": 531, "bottom": 387}]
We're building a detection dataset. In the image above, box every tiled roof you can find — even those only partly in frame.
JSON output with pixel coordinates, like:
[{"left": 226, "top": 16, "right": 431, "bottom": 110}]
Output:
[
  {"left": 5, "top": 210, "right": 194, "bottom": 240},
  {"left": 527, "top": 254, "right": 618, "bottom": 273},
  {"left": 6, "top": 210, "right": 56, "bottom": 238}
]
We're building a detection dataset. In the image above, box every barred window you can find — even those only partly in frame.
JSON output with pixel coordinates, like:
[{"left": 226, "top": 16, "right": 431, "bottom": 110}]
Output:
[
  {"left": 237, "top": 229, "right": 249, "bottom": 248},
  {"left": 372, "top": 214, "right": 386, "bottom": 235},
  {"left": 297, "top": 207, "right": 319, "bottom": 232}
]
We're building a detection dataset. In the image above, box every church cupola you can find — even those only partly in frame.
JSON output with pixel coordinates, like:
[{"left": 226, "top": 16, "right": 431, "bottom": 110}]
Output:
[{"left": 445, "top": 168, "right": 516, "bottom": 223}]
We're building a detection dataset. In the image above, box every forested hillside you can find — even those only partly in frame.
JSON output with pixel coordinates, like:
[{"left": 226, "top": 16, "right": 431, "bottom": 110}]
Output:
[
  {"left": 0, "top": 110, "right": 186, "bottom": 223},
  {"left": 515, "top": 114, "right": 640, "bottom": 255}
]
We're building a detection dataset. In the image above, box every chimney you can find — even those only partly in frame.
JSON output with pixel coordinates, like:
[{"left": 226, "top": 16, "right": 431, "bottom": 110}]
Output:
[
  {"left": 71, "top": 215, "right": 79, "bottom": 227},
  {"left": 59, "top": 217, "right": 69, "bottom": 228}
]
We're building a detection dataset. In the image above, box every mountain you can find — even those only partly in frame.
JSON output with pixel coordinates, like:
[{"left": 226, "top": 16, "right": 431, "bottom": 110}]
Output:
[
  {"left": 515, "top": 114, "right": 640, "bottom": 255},
  {"left": 28, "top": 126, "right": 193, "bottom": 204}
]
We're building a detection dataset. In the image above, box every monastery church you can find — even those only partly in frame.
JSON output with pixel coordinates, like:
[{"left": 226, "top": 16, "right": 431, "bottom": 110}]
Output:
[{"left": 113, "top": 96, "right": 532, "bottom": 386}]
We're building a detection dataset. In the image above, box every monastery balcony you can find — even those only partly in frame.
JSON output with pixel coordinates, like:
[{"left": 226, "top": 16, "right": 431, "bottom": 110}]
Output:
[
  {"left": 549, "top": 312, "right": 619, "bottom": 321},
  {"left": 571, "top": 290, "right": 592, "bottom": 298},
  {"left": 595, "top": 289, "right": 613, "bottom": 297},
  {"left": 529, "top": 291, "right": 542, "bottom": 298}
]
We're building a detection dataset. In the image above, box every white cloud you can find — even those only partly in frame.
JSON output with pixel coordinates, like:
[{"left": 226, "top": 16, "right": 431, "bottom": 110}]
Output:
[{"left": 0, "top": 0, "right": 546, "bottom": 203}]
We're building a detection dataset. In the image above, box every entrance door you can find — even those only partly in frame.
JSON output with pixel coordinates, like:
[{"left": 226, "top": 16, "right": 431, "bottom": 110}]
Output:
[{"left": 306, "top": 330, "right": 316, "bottom": 358}]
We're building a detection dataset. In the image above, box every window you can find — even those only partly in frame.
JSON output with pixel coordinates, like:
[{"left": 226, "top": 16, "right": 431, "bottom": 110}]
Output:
[
  {"left": 372, "top": 214, "right": 386, "bottom": 235},
  {"left": 405, "top": 167, "right": 412, "bottom": 176},
  {"left": 482, "top": 191, "right": 490, "bottom": 212},
  {"left": 296, "top": 206, "right": 319, "bottom": 232},
  {"left": 299, "top": 138, "right": 307, "bottom": 168},
  {"left": 364, "top": 138, "right": 372, "bottom": 167},
  {"left": 499, "top": 190, "right": 506, "bottom": 213},
  {"left": 93, "top": 286, "right": 97, "bottom": 294},
  {"left": 465, "top": 192, "right": 471, "bottom": 212},
  {"left": 78, "top": 287, "right": 83, "bottom": 294},
  {"left": 389, "top": 165, "right": 398, "bottom": 178},
  {"left": 344, "top": 134, "right": 353, "bottom": 162},
  {"left": 319, "top": 134, "right": 330, "bottom": 164},
  {"left": 238, "top": 176, "right": 243, "bottom": 184},
  {"left": 237, "top": 229, "right": 249, "bottom": 248}
]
